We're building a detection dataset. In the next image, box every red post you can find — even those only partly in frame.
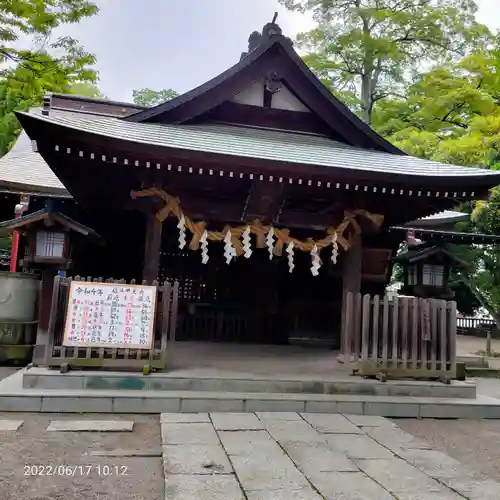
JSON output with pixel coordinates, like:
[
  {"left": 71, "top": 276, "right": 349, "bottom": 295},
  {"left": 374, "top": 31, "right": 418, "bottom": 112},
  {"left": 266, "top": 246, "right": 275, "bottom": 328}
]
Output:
[{"left": 9, "top": 203, "right": 26, "bottom": 272}]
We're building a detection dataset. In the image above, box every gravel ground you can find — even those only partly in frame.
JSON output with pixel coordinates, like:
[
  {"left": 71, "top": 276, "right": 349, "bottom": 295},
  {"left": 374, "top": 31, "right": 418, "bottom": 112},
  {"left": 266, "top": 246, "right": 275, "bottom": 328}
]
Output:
[
  {"left": 0, "top": 413, "right": 163, "bottom": 500},
  {"left": 396, "top": 418, "right": 500, "bottom": 483}
]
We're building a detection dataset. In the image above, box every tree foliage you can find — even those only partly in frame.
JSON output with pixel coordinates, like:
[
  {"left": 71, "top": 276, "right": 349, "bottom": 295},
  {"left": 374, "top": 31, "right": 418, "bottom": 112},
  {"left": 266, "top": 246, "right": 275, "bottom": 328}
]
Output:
[
  {"left": 0, "top": 0, "right": 100, "bottom": 156},
  {"left": 370, "top": 41, "right": 500, "bottom": 318},
  {"left": 280, "top": 1, "right": 500, "bottom": 317},
  {"left": 0, "top": 0, "right": 98, "bottom": 66},
  {"left": 132, "top": 88, "right": 179, "bottom": 107},
  {"left": 0, "top": 39, "right": 98, "bottom": 156},
  {"left": 279, "top": 0, "right": 491, "bottom": 123}
]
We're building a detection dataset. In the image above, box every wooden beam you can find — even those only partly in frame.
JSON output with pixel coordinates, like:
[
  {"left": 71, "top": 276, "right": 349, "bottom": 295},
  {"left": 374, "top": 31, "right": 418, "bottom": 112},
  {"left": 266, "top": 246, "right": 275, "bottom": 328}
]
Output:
[
  {"left": 142, "top": 212, "right": 163, "bottom": 283},
  {"left": 242, "top": 181, "right": 284, "bottom": 221}
]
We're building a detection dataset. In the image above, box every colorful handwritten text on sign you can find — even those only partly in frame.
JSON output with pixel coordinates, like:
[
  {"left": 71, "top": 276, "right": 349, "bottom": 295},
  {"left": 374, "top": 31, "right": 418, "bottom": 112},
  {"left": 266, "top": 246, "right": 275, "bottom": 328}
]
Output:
[{"left": 62, "top": 281, "right": 156, "bottom": 349}]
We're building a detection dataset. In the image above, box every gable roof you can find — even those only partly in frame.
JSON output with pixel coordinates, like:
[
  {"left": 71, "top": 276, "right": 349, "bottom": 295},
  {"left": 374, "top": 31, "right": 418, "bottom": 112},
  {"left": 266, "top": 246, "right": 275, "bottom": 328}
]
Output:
[
  {"left": 0, "top": 204, "right": 100, "bottom": 239},
  {"left": 0, "top": 127, "right": 69, "bottom": 197},
  {"left": 16, "top": 109, "right": 500, "bottom": 188},
  {"left": 124, "top": 33, "right": 403, "bottom": 154},
  {"left": 404, "top": 211, "right": 469, "bottom": 227},
  {"left": 395, "top": 244, "right": 468, "bottom": 268}
]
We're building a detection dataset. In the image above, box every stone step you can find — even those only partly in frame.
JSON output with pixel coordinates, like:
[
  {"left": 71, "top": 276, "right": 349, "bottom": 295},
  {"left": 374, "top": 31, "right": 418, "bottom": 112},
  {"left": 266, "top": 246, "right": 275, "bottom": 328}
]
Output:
[
  {"left": 22, "top": 368, "right": 477, "bottom": 399},
  {"left": 466, "top": 366, "right": 500, "bottom": 378},
  {"left": 1, "top": 387, "right": 500, "bottom": 418},
  {"left": 457, "top": 355, "right": 488, "bottom": 368}
]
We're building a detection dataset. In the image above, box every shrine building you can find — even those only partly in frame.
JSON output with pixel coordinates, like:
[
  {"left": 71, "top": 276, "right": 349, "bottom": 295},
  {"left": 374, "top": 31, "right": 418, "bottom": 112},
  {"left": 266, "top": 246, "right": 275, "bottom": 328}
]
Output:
[{"left": 4, "top": 19, "right": 500, "bottom": 347}]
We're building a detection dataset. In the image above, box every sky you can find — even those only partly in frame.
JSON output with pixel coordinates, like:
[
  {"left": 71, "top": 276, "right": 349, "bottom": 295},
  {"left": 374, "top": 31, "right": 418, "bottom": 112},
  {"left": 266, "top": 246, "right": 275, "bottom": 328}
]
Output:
[{"left": 39, "top": 0, "right": 500, "bottom": 102}]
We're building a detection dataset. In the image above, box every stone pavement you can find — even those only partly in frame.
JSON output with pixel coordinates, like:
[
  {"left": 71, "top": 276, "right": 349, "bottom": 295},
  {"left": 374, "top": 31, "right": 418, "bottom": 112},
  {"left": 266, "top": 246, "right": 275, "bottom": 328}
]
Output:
[{"left": 161, "top": 412, "right": 500, "bottom": 500}]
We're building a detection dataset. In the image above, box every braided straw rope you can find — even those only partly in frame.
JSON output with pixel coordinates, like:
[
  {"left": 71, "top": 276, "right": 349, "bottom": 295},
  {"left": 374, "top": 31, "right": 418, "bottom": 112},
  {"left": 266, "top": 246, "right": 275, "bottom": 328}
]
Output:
[{"left": 131, "top": 188, "right": 384, "bottom": 255}]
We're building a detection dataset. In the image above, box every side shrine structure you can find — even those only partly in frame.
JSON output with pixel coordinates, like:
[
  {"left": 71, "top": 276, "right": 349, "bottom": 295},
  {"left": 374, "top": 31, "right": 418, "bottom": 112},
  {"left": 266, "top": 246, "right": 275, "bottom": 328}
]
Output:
[{"left": 5, "top": 19, "right": 500, "bottom": 372}]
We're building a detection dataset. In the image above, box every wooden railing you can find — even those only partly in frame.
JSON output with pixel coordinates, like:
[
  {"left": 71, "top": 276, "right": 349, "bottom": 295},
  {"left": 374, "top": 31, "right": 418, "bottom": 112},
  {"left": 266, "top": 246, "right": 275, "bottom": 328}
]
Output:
[
  {"left": 456, "top": 317, "right": 496, "bottom": 337},
  {"left": 343, "top": 293, "right": 457, "bottom": 381}
]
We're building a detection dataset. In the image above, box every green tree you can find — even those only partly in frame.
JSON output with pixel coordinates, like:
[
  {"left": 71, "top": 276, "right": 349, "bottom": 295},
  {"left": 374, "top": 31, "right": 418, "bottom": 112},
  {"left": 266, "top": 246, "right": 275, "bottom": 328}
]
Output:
[
  {"left": 70, "top": 82, "right": 107, "bottom": 99},
  {"left": 375, "top": 43, "right": 500, "bottom": 319},
  {"left": 0, "top": 39, "right": 98, "bottom": 156},
  {"left": 279, "top": 0, "right": 491, "bottom": 123},
  {"left": 0, "top": 0, "right": 98, "bottom": 66},
  {"left": 132, "top": 88, "right": 179, "bottom": 107}
]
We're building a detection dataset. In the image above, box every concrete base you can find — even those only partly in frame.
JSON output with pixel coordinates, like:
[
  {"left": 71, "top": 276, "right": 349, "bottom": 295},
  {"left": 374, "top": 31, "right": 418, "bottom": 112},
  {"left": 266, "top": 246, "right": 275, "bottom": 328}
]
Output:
[
  {"left": 0, "top": 369, "right": 499, "bottom": 418},
  {"left": 22, "top": 367, "right": 477, "bottom": 399}
]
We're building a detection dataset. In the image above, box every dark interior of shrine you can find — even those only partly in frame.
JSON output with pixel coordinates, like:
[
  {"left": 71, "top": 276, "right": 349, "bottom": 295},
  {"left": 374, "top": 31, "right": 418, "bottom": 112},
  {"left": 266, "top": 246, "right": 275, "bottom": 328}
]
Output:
[
  {"left": 0, "top": 191, "right": 398, "bottom": 348},
  {"left": 46, "top": 205, "right": 347, "bottom": 347}
]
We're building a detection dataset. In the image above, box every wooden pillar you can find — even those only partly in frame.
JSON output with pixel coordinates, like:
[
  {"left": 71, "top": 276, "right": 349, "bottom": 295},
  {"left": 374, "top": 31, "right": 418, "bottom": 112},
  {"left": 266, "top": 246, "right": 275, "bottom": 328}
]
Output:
[
  {"left": 142, "top": 212, "right": 163, "bottom": 283},
  {"left": 340, "top": 236, "right": 362, "bottom": 356}
]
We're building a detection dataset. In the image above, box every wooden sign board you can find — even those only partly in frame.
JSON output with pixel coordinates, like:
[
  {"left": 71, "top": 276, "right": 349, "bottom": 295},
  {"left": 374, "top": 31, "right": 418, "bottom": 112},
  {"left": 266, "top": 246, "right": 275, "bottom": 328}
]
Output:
[{"left": 63, "top": 281, "right": 157, "bottom": 349}]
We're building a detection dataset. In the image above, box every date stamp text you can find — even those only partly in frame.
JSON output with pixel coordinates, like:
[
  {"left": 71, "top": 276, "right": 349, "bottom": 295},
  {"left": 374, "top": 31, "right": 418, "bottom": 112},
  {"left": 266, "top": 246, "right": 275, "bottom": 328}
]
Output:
[{"left": 24, "top": 464, "right": 129, "bottom": 476}]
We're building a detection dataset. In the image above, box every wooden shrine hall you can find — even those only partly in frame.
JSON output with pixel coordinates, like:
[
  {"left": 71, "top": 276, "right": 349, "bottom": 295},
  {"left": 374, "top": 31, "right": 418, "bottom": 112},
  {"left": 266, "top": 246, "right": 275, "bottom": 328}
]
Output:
[{"left": 12, "top": 18, "right": 500, "bottom": 350}]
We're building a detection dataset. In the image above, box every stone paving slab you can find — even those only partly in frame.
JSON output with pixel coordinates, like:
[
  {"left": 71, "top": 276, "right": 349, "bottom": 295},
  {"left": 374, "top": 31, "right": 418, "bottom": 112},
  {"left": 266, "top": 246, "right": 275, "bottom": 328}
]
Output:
[
  {"left": 218, "top": 430, "right": 283, "bottom": 456},
  {"left": 326, "top": 433, "right": 395, "bottom": 459},
  {"left": 366, "top": 425, "right": 432, "bottom": 453},
  {"left": 0, "top": 419, "right": 23, "bottom": 431},
  {"left": 165, "top": 474, "right": 245, "bottom": 500},
  {"left": 264, "top": 420, "right": 326, "bottom": 443},
  {"left": 306, "top": 471, "right": 395, "bottom": 500},
  {"left": 90, "top": 448, "right": 162, "bottom": 457},
  {"left": 344, "top": 414, "right": 397, "bottom": 428},
  {"left": 161, "top": 422, "right": 219, "bottom": 445},
  {"left": 210, "top": 412, "right": 263, "bottom": 430},
  {"left": 301, "top": 413, "right": 362, "bottom": 434},
  {"left": 160, "top": 412, "right": 210, "bottom": 423},
  {"left": 163, "top": 444, "right": 233, "bottom": 474},
  {"left": 256, "top": 412, "right": 302, "bottom": 421},
  {"left": 281, "top": 440, "right": 358, "bottom": 473},
  {"left": 46, "top": 420, "right": 134, "bottom": 432},
  {"left": 231, "top": 454, "right": 310, "bottom": 491},
  {"left": 357, "top": 458, "right": 454, "bottom": 496},
  {"left": 398, "top": 448, "right": 500, "bottom": 500},
  {"left": 158, "top": 412, "right": 500, "bottom": 499},
  {"left": 245, "top": 488, "right": 323, "bottom": 499}
]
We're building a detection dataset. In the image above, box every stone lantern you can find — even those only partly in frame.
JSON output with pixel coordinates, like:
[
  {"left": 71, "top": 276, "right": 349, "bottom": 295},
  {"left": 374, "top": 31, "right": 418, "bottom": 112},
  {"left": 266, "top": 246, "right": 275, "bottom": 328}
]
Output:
[
  {"left": 0, "top": 202, "right": 100, "bottom": 363},
  {"left": 395, "top": 243, "right": 466, "bottom": 300}
]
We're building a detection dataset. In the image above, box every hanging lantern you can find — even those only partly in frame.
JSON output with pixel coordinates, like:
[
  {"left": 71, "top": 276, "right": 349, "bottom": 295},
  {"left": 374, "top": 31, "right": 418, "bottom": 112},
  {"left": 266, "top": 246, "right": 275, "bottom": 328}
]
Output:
[
  {"left": 177, "top": 215, "right": 186, "bottom": 249},
  {"left": 266, "top": 227, "right": 275, "bottom": 260},
  {"left": 311, "top": 245, "right": 321, "bottom": 276},
  {"left": 223, "top": 229, "right": 235, "bottom": 264},
  {"left": 286, "top": 241, "right": 295, "bottom": 273},
  {"left": 200, "top": 230, "right": 209, "bottom": 264},
  {"left": 331, "top": 232, "right": 338, "bottom": 264},
  {"left": 242, "top": 226, "right": 252, "bottom": 258}
]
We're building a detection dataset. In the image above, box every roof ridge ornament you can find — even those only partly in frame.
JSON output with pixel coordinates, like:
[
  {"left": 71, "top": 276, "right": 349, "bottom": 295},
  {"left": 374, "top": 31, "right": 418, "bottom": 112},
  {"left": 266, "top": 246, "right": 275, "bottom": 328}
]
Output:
[{"left": 240, "top": 12, "right": 291, "bottom": 61}]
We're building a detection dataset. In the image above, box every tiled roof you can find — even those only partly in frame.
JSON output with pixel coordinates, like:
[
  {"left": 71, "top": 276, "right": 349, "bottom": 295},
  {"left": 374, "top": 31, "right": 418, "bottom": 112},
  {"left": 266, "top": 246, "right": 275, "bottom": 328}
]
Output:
[
  {"left": 0, "top": 122, "right": 69, "bottom": 196},
  {"left": 18, "top": 109, "right": 500, "bottom": 180}
]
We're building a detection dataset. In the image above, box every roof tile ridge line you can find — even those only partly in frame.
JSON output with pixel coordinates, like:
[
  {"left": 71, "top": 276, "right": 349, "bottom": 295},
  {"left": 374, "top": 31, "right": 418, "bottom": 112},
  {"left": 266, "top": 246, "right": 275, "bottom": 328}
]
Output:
[
  {"left": 124, "top": 36, "right": 278, "bottom": 122},
  {"left": 50, "top": 106, "right": 134, "bottom": 118},
  {"left": 15, "top": 111, "right": 500, "bottom": 177},
  {"left": 48, "top": 92, "right": 148, "bottom": 111},
  {"left": 194, "top": 121, "right": 334, "bottom": 139}
]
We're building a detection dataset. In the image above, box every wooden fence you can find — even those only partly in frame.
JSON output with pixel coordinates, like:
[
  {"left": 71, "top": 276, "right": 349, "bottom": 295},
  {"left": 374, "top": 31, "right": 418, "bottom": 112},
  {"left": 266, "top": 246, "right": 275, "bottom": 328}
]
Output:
[
  {"left": 456, "top": 316, "right": 497, "bottom": 337},
  {"left": 44, "top": 275, "right": 179, "bottom": 372},
  {"left": 343, "top": 293, "right": 457, "bottom": 381}
]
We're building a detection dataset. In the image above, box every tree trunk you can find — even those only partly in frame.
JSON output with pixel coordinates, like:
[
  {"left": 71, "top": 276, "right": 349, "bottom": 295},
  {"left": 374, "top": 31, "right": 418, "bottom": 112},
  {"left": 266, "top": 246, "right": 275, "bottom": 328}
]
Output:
[{"left": 360, "top": 75, "right": 373, "bottom": 124}]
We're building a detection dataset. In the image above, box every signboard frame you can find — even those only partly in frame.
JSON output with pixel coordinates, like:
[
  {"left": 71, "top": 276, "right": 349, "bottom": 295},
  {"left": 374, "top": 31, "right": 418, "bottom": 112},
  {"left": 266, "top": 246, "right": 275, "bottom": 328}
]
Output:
[{"left": 62, "top": 280, "right": 157, "bottom": 350}]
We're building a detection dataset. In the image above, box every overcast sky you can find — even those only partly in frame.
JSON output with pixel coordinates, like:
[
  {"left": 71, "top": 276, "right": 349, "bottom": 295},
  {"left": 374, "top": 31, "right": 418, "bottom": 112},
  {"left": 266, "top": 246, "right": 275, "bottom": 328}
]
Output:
[{"left": 46, "top": 0, "right": 500, "bottom": 102}]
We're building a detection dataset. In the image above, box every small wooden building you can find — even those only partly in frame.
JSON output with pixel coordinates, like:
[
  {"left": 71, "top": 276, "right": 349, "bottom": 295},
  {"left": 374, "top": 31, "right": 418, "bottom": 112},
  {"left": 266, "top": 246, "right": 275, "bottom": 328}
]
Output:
[{"left": 11, "top": 20, "right": 500, "bottom": 347}]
